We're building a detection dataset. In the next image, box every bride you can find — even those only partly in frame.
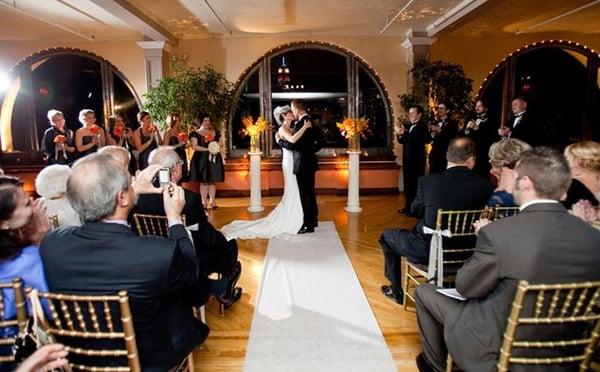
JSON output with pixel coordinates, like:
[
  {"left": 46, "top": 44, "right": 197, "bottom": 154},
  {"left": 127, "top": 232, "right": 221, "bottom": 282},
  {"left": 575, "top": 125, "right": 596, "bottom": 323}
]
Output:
[{"left": 221, "top": 105, "right": 312, "bottom": 240}]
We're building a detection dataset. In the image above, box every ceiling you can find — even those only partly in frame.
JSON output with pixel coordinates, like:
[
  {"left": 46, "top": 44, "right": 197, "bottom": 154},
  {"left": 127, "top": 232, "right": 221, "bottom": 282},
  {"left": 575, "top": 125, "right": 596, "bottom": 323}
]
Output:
[{"left": 0, "top": 0, "right": 597, "bottom": 43}]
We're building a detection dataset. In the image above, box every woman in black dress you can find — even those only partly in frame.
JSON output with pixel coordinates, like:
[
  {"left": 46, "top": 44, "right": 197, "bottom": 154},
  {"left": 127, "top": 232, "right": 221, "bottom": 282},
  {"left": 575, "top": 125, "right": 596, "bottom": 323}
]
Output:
[
  {"left": 75, "top": 109, "right": 105, "bottom": 159},
  {"left": 563, "top": 141, "right": 600, "bottom": 209},
  {"left": 163, "top": 113, "right": 189, "bottom": 181},
  {"left": 190, "top": 114, "right": 224, "bottom": 209},
  {"left": 106, "top": 114, "right": 137, "bottom": 174},
  {"left": 133, "top": 111, "right": 161, "bottom": 170},
  {"left": 41, "top": 109, "right": 76, "bottom": 165}
]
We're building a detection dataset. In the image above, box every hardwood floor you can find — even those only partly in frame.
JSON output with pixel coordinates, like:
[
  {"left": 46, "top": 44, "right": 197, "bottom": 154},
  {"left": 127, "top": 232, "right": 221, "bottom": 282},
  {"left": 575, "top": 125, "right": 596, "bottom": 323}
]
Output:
[{"left": 193, "top": 195, "right": 421, "bottom": 371}]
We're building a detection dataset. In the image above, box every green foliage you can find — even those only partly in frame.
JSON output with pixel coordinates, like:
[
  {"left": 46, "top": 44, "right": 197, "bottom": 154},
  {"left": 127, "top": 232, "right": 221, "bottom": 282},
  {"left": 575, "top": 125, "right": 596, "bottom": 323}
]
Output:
[
  {"left": 399, "top": 60, "right": 474, "bottom": 124},
  {"left": 143, "top": 65, "right": 234, "bottom": 132}
]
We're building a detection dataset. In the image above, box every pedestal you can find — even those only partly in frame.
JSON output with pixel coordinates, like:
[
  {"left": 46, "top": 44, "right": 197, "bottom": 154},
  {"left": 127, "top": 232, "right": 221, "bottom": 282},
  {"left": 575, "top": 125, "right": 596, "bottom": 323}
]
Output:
[
  {"left": 248, "top": 151, "right": 264, "bottom": 212},
  {"left": 345, "top": 151, "right": 362, "bottom": 213}
]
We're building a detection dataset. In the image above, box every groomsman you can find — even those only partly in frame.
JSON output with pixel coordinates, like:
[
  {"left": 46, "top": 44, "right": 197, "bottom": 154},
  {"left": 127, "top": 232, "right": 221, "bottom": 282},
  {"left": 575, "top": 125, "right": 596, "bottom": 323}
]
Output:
[
  {"left": 464, "top": 100, "right": 498, "bottom": 178},
  {"left": 498, "top": 96, "right": 536, "bottom": 145},
  {"left": 428, "top": 102, "right": 459, "bottom": 174},
  {"left": 395, "top": 105, "right": 430, "bottom": 215}
]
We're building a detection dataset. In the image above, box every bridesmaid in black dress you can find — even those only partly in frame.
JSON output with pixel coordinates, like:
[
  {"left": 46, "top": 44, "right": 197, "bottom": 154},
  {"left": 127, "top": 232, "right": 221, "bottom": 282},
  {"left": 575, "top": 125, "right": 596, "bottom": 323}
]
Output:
[
  {"left": 75, "top": 109, "right": 105, "bottom": 159},
  {"left": 133, "top": 111, "right": 161, "bottom": 170},
  {"left": 41, "top": 109, "right": 76, "bottom": 165},
  {"left": 190, "top": 114, "right": 224, "bottom": 209},
  {"left": 106, "top": 114, "right": 137, "bottom": 175},
  {"left": 563, "top": 141, "right": 600, "bottom": 209},
  {"left": 163, "top": 113, "right": 189, "bottom": 182}
]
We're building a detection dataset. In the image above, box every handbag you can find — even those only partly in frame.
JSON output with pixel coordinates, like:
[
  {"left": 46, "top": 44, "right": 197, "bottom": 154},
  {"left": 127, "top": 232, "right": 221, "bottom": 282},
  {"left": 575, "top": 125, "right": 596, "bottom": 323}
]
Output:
[{"left": 12, "top": 289, "right": 57, "bottom": 363}]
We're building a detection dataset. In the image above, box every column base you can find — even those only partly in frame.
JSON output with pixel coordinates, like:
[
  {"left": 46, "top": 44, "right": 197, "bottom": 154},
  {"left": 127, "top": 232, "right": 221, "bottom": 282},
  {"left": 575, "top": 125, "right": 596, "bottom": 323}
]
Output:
[
  {"left": 345, "top": 206, "right": 363, "bottom": 213},
  {"left": 248, "top": 205, "right": 265, "bottom": 213}
]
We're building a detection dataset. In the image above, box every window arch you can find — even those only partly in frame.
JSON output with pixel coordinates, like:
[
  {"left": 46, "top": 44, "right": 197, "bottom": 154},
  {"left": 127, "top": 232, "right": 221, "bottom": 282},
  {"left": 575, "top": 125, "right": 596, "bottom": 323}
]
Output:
[
  {"left": 0, "top": 47, "right": 141, "bottom": 164},
  {"left": 477, "top": 40, "right": 600, "bottom": 145},
  {"left": 229, "top": 41, "right": 394, "bottom": 158}
]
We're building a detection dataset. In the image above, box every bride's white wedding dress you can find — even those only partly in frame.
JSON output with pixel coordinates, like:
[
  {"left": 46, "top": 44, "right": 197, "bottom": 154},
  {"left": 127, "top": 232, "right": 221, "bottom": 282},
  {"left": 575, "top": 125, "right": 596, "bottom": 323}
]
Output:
[{"left": 221, "top": 147, "right": 303, "bottom": 240}]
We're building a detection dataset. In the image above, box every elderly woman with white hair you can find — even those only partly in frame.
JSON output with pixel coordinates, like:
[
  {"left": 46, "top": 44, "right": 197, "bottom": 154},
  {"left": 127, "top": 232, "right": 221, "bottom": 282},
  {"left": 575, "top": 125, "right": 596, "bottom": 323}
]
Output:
[{"left": 35, "top": 165, "right": 81, "bottom": 227}]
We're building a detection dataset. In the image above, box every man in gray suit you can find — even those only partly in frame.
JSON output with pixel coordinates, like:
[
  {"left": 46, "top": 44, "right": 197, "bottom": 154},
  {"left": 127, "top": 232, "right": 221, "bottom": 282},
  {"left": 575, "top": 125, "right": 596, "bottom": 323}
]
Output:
[{"left": 414, "top": 147, "right": 600, "bottom": 372}]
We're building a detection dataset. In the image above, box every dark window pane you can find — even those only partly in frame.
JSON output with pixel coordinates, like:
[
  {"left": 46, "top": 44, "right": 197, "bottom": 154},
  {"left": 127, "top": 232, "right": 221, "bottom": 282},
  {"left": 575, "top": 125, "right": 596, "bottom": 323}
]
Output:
[
  {"left": 113, "top": 71, "right": 140, "bottom": 130},
  {"left": 232, "top": 70, "right": 260, "bottom": 150},
  {"left": 358, "top": 66, "right": 388, "bottom": 147}
]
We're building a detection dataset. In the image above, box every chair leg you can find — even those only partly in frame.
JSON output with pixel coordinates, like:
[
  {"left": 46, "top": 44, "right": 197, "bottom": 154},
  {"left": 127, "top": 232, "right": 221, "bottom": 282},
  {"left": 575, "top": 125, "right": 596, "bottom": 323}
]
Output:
[
  {"left": 219, "top": 302, "right": 225, "bottom": 316},
  {"left": 446, "top": 354, "right": 453, "bottom": 372},
  {"left": 402, "top": 259, "right": 409, "bottom": 311},
  {"left": 187, "top": 351, "right": 195, "bottom": 372},
  {"left": 200, "top": 305, "right": 206, "bottom": 323}
]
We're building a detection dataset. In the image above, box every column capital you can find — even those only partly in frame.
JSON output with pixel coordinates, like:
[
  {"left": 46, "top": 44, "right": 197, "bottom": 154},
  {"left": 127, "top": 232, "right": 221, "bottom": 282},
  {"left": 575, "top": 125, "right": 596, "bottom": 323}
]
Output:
[
  {"left": 402, "top": 29, "right": 437, "bottom": 49},
  {"left": 136, "top": 41, "right": 171, "bottom": 52}
]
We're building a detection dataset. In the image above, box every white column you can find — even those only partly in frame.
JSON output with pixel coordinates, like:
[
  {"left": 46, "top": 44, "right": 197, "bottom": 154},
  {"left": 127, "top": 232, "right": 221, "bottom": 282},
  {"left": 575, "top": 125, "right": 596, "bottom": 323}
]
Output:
[
  {"left": 137, "top": 41, "right": 171, "bottom": 91},
  {"left": 248, "top": 151, "right": 264, "bottom": 212},
  {"left": 345, "top": 151, "right": 362, "bottom": 213}
]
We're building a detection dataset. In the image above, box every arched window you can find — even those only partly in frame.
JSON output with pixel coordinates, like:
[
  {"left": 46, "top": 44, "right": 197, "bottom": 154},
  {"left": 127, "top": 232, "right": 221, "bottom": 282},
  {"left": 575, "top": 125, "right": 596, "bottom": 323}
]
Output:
[
  {"left": 230, "top": 42, "right": 394, "bottom": 158},
  {"left": 478, "top": 40, "right": 600, "bottom": 145},
  {"left": 0, "top": 48, "right": 141, "bottom": 164}
]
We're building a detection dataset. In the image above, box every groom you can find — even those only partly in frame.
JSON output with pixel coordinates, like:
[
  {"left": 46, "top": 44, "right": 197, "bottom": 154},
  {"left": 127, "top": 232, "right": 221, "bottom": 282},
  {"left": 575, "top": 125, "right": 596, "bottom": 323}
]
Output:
[{"left": 278, "top": 99, "right": 324, "bottom": 233}]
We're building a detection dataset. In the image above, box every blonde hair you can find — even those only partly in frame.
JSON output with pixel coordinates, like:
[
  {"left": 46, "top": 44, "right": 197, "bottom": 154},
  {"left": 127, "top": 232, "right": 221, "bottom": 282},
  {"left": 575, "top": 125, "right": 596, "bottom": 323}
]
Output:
[
  {"left": 564, "top": 141, "right": 600, "bottom": 175},
  {"left": 489, "top": 139, "right": 531, "bottom": 169}
]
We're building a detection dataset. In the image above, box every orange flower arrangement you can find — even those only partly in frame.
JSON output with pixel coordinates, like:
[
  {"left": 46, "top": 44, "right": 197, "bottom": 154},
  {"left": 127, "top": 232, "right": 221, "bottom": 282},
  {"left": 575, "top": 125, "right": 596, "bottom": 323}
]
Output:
[
  {"left": 113, "top": 125, "right": 124, "bottom": 137},
  {"left": 336, "top": 117, "right": 370, "bottom": 139},
  {"left": 241, "top": 116, "right": 268, "bottom": 137},
  {"left": 89, "top": 125, "right": 101, "bottom": 135},
  {"left": 53, "top": 135, "right": 66, "bottom": 144},
  {"left": 177, "top": 132, "right": 189, "bottom": 142},
  {"left": 146, "top": 125, "right": 155, "bottom": 133},
  {"left": 204, "top": 133, "right": 215, "bottom": 143}
]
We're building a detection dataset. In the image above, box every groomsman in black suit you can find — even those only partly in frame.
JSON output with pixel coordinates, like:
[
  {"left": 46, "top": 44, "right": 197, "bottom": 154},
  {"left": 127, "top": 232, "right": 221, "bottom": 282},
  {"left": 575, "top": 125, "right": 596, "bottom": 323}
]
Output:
[
  {"left": 395, "top": 105, "right": 430, "bottom": 215},
  {"left": 428, "top": 102, "right": 459, "bottom": 174},
  {"left": 278, "top": 99, "right": 324, "bottom": 234},
  {"left": 464, "top": 99, "right": 499, "bottom": 178},
  {"left": 498, "top": 96, "right": 536, "bottom": 145}
]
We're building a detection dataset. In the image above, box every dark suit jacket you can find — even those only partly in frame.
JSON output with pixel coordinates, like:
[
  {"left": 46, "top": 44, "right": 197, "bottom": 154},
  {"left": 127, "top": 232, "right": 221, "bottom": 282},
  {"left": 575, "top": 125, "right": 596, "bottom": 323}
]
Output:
[
  {"left": 411, "top": 166, "right": 493, "bottom": 238},
  {"left": 429, "top": 118, "right": 459, "bottom": 173},
  {"left": 464, "top": 114, "right": 499, "bottom": 176},
  {"left": 278, "top": 114, "right": 325, "bottom": 175},
  {"left": 40, "top": 222, "right": 207, "bottom": 371},
  {"left": 447, "top": 203, "right": 600, "bottom": 371},
  {"left": 507, "top": 112, "right": 536, "bottom": 145},
  {"left": 398, "top": 121, "right": 430, "bottom": 177},
  {"left": 131, "top": 189, "right": 232, "bottom": 273}
]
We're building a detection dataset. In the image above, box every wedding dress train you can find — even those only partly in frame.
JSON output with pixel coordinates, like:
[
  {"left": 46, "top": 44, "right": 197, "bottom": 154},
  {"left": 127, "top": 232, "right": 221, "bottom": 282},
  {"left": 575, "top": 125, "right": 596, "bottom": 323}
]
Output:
[{"left": 221, "top": 148, "right": 303, "bottom": 240}]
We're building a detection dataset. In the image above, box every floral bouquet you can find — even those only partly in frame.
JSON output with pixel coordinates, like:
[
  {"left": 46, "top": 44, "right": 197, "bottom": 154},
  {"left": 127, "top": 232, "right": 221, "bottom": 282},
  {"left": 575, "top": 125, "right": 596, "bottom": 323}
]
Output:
[
  {"left": 208, "top": 139, "right": 221, "bottom": 162},
  {"left": 177, "top": 132, "right": 189, "bottom": 142},
  {"left": 89, "top": 124, "right": 101, "bottom": 135},
  {"left": 113, "top": 125, "right": 125, "bottom": 137},
  {"left": 336, "top": 117, "right": 370, "bottom": 151},
  {"left": 241, "top": 116, "right": 268, "bottom": 152},
  {"left": 53, "top": 135, "right": 66, "bottom": 144},
  {"left": 53, "top": 135, "right": 67, "bottom": 160}
]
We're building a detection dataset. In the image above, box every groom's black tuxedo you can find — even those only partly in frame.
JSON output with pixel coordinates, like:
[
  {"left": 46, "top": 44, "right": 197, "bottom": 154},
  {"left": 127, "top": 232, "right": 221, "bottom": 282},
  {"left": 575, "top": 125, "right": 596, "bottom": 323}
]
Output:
[{"left": 278, "top": 113, "right": 324, "bottom": 228}]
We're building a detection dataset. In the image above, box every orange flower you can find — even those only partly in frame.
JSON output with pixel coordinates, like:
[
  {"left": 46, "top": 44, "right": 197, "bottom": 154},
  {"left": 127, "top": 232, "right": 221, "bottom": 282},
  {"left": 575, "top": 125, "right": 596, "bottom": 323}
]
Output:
[
  {"left": 89, "top": 125, "right": 100, "bottom": 135},
  {"left": 113, "top": 125, "right": 124, "bottom": 137},
  {"left": 241, "top": 116, "right": 268, "bottom": 137},
  {"left": 204, "top": 134, "right": 215, "bottom": 143},
  {"left": 177, "top": 132, "right": 189, "bottom": 142},
  {"left": 53, "top": 135, "right": 66, "bottom": 144},
  {"left": 336, "top": 117, "right": 370, "bottom": 139}
]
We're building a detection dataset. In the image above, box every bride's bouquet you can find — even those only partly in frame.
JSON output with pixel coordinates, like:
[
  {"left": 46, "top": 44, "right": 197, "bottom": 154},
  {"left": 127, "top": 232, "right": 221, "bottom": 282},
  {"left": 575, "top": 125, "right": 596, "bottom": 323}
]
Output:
[{"left": 204, "top": 133, "right": 221, "bottom": 162}]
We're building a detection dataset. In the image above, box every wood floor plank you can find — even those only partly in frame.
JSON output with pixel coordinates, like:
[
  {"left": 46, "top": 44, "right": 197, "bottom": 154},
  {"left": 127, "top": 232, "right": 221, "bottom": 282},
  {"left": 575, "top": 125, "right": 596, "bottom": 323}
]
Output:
[{"left": 192, "top": 195, "right": 420, "bottom": 371}]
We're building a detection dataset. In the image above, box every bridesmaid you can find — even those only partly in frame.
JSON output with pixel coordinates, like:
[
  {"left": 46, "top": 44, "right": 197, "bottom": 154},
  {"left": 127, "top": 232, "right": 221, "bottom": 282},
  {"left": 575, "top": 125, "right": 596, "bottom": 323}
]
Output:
[
  {"left": 163, "top": 113, "right": 189, "bottom": 182},
  {"left": 107, "top": 114, "right": 137, "bottom": 175},
  {"left": 41, "top": 109, "right": 75, "bottom": 165},
  {"left": 133, "top": 111, "right": 162, "bottom": 170},
  {"left": 189, "top": 114, "right": 224, "bottom": 209},
  {"left": 75, "top": 109, "right": 105, "bottom": 158}
]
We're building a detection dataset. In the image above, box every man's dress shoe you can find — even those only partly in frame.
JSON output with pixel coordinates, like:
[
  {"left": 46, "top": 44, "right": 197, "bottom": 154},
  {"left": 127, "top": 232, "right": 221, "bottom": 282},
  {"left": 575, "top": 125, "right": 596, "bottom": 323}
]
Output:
[{"left": 298, "top": 225, "right": 315, "bottom": 234}]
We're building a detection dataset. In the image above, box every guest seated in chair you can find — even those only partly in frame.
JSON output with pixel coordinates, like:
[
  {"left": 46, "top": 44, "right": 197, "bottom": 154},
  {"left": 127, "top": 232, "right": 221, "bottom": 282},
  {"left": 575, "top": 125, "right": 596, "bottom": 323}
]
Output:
[
  {"left": 486, "top": 138, "right": 531, "bottom": 208},
  {"left": 379, "top": 137, "right": 492, "bottom": 305},
  {"left": 40, "top": 154, "right": 210, "bottom": 371},
  {"left": 35, "top": 164, "right": 81, "bottom": 227},
  {"left": 414, "top": 147, "right": 600, "bottom": 372},
  {"left": 131, "top": 146, "right": 242, "bottom": 308},
  {"left": 98, "top": 145, "right": 132, "bottom": 173},
  {"left": 562, "top": 140, "right": 600, "bottom": 209}
]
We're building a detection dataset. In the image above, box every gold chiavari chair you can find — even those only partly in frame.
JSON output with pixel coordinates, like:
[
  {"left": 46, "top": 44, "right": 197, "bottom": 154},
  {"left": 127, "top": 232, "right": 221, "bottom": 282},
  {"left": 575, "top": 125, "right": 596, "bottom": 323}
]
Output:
[
  {"left": 48, "top": 214, "right": 59, "bottom": 229},
  {"left": 491, "top": 206, "right": 520, "bottom": 220},
  {"left": 446, "top": 280, "right": 600, "bottom": 372},
  {"left": 0, "top": 278, "right": 27, "bottom": 363},
  {"left": 403, "top": 208, "right": 490, "bottom": 310},
  {"left": 28, "top": 289, "right": 142, "bottom": 371}
]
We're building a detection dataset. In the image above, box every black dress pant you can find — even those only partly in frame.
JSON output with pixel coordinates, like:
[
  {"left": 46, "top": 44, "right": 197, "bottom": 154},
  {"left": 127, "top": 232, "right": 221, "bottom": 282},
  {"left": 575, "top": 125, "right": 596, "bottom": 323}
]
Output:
[
  {"left": 379, "top": 228, "right": 428, "bottom": 289},
  {"left": 192, "top": 232, "right": 238, "bottom": 275},
  {"left": 297, "top": 170, "right": 318, "bottom": 227}
]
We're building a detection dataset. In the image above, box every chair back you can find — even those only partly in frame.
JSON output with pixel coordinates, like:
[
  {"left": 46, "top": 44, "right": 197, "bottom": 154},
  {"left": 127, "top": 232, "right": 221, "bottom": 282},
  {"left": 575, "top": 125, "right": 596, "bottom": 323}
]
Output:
[
  {"left": 29, "top": 289, "right": 141, "bottom": 372},
  {"left": 48, "top": 214, "right": 59, "bottom": 229},
  {"left": 431, "top": 208, "right": 490, "bottom": 286},
  {"left": 491, "top": 206, "right": 520, "bottom": 220},
  {"left": 0, "top": 278, "right": 27, "bottom": 362},
  {"left": 133, "top": 213, "right": 186, "bottom": 237},
  {"left": 498, "top": 280, "right": 600, "bottom": 371}
]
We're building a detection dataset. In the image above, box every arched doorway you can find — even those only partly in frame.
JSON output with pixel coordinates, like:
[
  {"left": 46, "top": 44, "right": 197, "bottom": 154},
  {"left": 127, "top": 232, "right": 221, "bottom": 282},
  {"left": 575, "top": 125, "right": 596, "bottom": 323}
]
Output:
[
  {"left": 478, "top": 40, "right": 600, "bottom": 146},
  {"left": 229, "top": 41, "right": 394, "bottom": 157},
  {"left": 0, "top": 47, "right": 141, "bottom": 164}
]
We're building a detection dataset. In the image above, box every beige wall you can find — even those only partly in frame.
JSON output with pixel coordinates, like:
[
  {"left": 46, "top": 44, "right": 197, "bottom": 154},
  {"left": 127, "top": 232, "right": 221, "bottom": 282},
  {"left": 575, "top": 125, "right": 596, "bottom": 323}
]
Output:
[
  {"left": 174, "top": 35, "right": 409, "bottom": 119},
  {"left": 0, "top": 40, "right": 147, "bottom": 99},
  {"left": 431, "top": 32, "right": 600, "bottom": 95}
]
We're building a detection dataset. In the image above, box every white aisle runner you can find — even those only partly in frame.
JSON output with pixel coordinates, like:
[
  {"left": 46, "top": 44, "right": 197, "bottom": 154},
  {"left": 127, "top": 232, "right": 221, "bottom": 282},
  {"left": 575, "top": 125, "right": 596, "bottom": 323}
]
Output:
[{"left": 243, "top": 222, "right": 396, "bottom": 372}]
